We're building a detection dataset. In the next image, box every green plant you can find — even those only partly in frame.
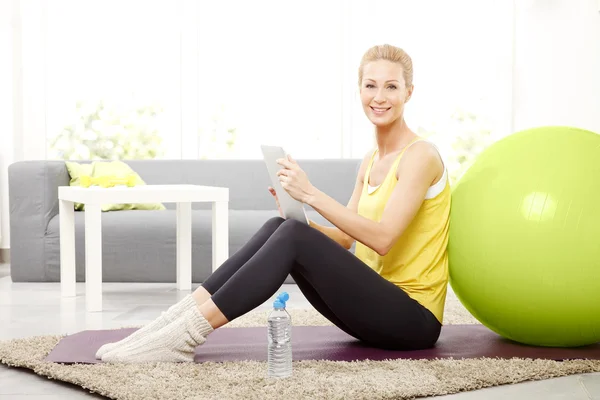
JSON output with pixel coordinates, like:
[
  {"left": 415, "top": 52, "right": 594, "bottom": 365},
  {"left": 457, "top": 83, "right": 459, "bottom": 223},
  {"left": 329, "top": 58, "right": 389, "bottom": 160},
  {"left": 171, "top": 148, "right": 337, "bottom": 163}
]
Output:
[
  {"left": 418, "top": 107, "right": 494, "bottom": 185},
  {"left": 446, "top": 108, "right": 494, "bottom": 184},
  {"left": 48, "top": 100, "right": 166, "bottom": 160},
  {"left": 197, "top": 103, "right": 238, "bottom": 159}
]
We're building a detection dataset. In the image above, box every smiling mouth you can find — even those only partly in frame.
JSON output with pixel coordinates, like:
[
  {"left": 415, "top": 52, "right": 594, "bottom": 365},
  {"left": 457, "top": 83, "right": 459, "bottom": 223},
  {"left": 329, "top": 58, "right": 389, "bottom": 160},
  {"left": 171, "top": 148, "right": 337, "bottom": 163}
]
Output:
[{"left": 371, "top": 106, "right": 391, "bottom": 115}]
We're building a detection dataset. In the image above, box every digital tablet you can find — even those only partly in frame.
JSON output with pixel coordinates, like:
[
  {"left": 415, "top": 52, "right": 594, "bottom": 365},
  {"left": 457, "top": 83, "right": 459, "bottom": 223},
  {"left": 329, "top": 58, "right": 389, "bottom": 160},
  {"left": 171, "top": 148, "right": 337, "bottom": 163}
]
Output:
[{"left": 260, "top": 145, "right": 309, "bottom": 224}]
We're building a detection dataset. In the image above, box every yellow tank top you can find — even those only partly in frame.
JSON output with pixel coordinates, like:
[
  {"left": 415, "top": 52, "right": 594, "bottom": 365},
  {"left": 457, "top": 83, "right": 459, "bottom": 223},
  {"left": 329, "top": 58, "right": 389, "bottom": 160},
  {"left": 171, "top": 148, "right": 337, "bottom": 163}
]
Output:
[{"left": 354, "top": 139, "right": 451, "bottom": 323}]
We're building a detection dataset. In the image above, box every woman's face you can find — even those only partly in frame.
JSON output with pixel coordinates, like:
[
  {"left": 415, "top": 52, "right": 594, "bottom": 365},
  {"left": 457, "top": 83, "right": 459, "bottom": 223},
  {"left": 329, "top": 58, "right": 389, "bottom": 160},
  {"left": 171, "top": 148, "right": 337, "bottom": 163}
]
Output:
[{"left": 359, "top": 60, "right": 412, "bottom": 128}]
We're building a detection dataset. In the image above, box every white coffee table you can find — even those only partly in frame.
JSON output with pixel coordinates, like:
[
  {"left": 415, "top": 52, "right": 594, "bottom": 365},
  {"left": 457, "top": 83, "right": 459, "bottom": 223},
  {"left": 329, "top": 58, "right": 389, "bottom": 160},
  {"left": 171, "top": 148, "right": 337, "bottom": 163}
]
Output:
[{"left": 58, "top": 184, "right": 229, "bottom": 312}]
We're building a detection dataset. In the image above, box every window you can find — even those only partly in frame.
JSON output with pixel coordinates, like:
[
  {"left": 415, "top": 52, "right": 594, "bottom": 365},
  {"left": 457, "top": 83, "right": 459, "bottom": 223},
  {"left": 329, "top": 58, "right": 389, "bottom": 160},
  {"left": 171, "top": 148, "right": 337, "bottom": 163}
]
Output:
[
  {"left": 45, "top": 0, "right": 182, "bottom": 160},
  {"left": 194, "top": 0, "right": 344, "bottom": 159},
  {"left": 34, "top": 0, "right": 513, "bottom": 178}
]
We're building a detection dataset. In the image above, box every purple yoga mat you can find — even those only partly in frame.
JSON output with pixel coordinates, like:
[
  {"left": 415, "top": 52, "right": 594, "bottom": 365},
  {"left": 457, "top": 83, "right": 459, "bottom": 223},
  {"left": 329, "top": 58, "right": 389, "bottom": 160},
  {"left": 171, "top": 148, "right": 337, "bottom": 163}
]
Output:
[{"left": 45, "top": 325, "right": 600, "bottom": 365}]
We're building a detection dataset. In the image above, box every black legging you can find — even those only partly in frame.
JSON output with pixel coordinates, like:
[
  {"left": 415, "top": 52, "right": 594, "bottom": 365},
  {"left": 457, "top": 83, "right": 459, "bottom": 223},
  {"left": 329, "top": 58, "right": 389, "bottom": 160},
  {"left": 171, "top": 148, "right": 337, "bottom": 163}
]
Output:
[{"left": 202, "top": 217, "right": 441, "bottom": 350}]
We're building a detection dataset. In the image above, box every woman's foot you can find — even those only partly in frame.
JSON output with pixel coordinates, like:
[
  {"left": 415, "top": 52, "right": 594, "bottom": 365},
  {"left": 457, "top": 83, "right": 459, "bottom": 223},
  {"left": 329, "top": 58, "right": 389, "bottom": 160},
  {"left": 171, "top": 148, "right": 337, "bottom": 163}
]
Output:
[
  {"left": 101, "top": 306, "right": 214, "bottom": 363},
  {"left": 95, "top": 294, "right": 197, "bottom": 359}
]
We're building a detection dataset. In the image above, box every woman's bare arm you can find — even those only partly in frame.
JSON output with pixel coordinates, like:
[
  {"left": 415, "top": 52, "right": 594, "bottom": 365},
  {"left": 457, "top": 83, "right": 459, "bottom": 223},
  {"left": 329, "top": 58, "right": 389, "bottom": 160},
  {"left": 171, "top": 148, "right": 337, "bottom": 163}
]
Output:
[
  {"left": 307, "top": 142, "right": 442, "bottom": 256},
  {"left": 307, "top": 152, "right": 372, "bottom": 249}
]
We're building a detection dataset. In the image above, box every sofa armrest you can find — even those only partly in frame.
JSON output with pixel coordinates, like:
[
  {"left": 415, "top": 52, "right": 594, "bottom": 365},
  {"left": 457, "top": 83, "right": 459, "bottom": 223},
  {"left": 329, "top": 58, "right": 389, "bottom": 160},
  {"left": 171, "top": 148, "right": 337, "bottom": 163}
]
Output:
[{"left": 8, "top": 160, "right": 70, "bottom": 281}]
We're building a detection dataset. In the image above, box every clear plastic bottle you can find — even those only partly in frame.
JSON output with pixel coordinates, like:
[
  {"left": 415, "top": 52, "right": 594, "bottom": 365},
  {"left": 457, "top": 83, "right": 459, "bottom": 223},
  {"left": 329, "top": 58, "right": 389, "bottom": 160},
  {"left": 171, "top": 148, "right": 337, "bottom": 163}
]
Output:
[{"left": 267, "top": 292, "right": 292, "bottom": 378}]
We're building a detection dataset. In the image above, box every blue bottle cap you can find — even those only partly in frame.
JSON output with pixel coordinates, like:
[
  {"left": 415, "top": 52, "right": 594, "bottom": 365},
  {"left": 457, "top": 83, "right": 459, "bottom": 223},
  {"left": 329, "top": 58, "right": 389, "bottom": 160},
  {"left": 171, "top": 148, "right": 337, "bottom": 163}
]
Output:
[
  {"left": 273, "top": 292, "right": 289, "bottom": 308},
  {"left": 273, "top": 299, "right": 286, "bottom": 308},
  {"left": 277, "top": 292, "right": 289, "bottom": 302}
]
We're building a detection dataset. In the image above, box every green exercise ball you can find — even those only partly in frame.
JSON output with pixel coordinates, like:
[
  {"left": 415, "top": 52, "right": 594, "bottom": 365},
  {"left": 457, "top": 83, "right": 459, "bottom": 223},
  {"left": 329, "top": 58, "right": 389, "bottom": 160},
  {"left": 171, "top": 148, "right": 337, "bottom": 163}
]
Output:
[{"left": 449, "top": 126, "right": 600, "bottom": 347}]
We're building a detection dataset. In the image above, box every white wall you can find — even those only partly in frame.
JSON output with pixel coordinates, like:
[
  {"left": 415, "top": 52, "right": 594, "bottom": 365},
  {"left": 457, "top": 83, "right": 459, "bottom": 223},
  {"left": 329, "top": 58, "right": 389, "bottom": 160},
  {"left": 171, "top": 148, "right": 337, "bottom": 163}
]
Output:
[
  {"left": 513, "top": 0, "right": 600, "bottom": 133},
  {"left": 1, "top": 0, "right": 47, "bottom": 249},
  {"left": 0, "top": 0, "right": 14, "bottom": 249}
]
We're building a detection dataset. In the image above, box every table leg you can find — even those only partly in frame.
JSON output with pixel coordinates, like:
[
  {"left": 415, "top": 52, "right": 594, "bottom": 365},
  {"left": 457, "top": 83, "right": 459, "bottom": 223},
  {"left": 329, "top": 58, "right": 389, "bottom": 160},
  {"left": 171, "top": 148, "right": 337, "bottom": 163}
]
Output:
[
  {"left": 176, "top": 202, "right": 192, "bottom": 291},
  {"left": 212, "top": 200, "right": 229, "bottom": 272},
  {"left": 60, "top": 199, "right": 76, "bottom": 297},
  {"left": 85, "top": 204, "right": 103, "bottom": 312}
]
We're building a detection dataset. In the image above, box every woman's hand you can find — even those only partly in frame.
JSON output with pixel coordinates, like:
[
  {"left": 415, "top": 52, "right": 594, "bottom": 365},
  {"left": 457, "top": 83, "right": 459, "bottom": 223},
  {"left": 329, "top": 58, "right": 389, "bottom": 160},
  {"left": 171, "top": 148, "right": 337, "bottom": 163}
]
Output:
[
  {"left": 276, "top": 155, "right": 316, "bottom": 204},
  {"left": 268, "top": 186, "right": 284, "bottom": 218}
]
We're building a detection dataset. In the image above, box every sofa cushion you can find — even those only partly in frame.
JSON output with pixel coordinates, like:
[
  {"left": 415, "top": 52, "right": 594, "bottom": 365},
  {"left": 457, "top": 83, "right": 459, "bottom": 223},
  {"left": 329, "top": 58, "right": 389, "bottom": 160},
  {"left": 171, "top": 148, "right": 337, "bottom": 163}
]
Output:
[{"left": 44, "top": 209, "right": 335, "bottom": 283}]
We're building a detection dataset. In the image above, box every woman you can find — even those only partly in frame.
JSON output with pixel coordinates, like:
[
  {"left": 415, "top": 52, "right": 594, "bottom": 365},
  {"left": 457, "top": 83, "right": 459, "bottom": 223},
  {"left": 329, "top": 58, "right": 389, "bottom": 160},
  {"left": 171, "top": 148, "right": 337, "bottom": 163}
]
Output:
[{"left": 97, "top": 43, "right": 451, "bottom": 363}]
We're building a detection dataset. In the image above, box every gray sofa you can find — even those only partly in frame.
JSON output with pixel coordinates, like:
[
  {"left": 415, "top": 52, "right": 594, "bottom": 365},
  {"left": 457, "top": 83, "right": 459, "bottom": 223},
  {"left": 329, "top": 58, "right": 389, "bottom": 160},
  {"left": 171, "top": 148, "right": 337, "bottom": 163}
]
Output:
[{"left": 8, "top": 159, "right": 361, "bottom": 283}]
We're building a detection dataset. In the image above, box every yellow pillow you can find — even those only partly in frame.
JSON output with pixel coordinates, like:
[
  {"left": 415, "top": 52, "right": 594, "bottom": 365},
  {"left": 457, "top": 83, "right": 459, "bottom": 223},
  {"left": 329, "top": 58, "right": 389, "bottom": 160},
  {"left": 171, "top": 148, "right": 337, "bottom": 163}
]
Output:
[{"left": 65, "top": 161, "right": 166, "bottom": 212}]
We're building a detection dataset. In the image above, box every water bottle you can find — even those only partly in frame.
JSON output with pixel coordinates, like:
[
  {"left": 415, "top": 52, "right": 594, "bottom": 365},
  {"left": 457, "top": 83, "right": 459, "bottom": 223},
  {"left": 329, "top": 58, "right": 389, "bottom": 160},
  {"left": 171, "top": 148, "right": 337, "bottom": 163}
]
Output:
[{"left": 267, "top": 292, "right": 292, "bottom": 378}]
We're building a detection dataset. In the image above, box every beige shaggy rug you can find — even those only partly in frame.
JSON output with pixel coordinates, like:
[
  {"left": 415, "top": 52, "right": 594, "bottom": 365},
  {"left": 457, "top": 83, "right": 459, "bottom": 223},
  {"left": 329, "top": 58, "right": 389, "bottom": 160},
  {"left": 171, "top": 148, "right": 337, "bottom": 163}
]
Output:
[{"left": 1, "top": 291, "right": 600, "bottom": 400}]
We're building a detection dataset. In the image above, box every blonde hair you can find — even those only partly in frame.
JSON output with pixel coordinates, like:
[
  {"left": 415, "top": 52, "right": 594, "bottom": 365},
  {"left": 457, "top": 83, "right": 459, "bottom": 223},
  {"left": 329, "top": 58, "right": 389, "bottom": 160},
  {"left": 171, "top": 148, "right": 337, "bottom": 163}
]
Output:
[{"left": 358, "top": 44, "right": 413, "bottom": 88}]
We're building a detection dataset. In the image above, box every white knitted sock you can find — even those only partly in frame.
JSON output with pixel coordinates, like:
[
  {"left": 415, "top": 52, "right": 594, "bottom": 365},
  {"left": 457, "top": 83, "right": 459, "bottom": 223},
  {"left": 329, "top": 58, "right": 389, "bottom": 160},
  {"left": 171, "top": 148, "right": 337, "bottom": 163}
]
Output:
[
  {"left": 101, "top": 306, "right": 214, "bottom": 363},
  {"left": 95, "top": 294, "right": 197, "bottom": 359}
]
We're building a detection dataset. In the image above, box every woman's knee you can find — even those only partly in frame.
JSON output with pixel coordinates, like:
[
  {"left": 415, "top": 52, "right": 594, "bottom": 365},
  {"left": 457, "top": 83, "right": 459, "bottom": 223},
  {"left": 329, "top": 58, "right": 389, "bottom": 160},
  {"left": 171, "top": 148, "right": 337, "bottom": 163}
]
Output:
[
  {"left": 278, "top": 218, "right": 308, "bottom": 233},
  {"left": 264, "top": 216, "right": 286, "bottom": 230},
  {"left": 276, "top": 219, "right": 316, "bottom": 248}
]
